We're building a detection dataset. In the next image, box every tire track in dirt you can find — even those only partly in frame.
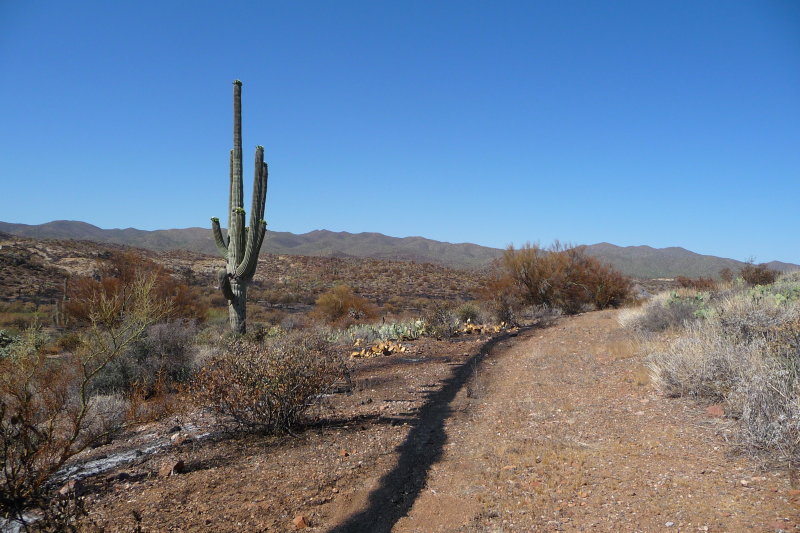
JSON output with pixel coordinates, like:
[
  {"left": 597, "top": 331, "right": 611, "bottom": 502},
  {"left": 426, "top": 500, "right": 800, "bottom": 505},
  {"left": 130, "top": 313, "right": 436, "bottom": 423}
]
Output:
[{"left": 329, "top": 310, "right": 800, "bottom": 532}]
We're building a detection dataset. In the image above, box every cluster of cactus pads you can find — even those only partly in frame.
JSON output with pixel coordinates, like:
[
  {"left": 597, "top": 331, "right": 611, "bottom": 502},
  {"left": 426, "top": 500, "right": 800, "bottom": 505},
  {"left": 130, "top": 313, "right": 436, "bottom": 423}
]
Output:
[
  {"left": 211, "top": 80, "right": 268, "bottom": 334},
  {"left": 350, "top": 339, "right": 408, "bottom": 358},
  {"left": 460, "top": 321, "right": 506, "bottom": 335}
]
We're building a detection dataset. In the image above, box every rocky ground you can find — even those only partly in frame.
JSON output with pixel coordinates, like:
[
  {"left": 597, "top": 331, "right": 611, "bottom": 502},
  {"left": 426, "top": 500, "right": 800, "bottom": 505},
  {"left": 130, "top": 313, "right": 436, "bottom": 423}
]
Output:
[{"left": 69, "top": 309, "right": 800, "bottom": 532}]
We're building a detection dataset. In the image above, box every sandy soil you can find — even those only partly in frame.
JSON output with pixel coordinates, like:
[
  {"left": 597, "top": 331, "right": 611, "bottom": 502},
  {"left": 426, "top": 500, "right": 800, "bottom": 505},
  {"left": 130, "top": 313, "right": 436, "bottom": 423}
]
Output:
[{"left": 82, "top": 310, "right": 800, "bottom": 532}]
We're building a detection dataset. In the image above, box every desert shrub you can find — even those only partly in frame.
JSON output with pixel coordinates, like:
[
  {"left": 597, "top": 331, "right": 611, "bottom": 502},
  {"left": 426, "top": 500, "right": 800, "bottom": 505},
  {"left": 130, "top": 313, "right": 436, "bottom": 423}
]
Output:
[
  {"left": 719, "top": 267, "right": 736, "bottom": 283},
  {"left": 477, "top": 272, "right": 522, "bottom": 326},
  {"left": 90, "top": 319, "right": 198, "bottom": 395},
  {"left": 645, "top": 279, "right": 800, "bottom": 466},
  {"left": 311, "top": 285, "right": 377, "bottom": 326},
  {"left": 0, "top": 275, "right": 168, "bottom": 526},
  {"left": 65, "top": 250, "right": 207, "bottom": 324},
  {"left": 622, "top": 291, "right": 709, "bottom": 333},
  {"left": 740, "top": 262, "right": 778, "bottom": 286},
  {"left": 500, "top": 243, "right": 632, "bottom": 315},
  {"left": 423, "top": 302, "right": 460, "bottom": 339},
  {"left": 190, "top": 330, "right": 344, "bottom": 434},
  {"left": 56, "top": 331, "right": 83, "bottom": 353},
  {"left": 0, "top": 330, "right": 17, "bottom": 358},
  {"left": 455, "top": 302, "right": 481, "bottom": 324},
  {"left": 675, "top": 276, "right": 716, "bottom": 291}
]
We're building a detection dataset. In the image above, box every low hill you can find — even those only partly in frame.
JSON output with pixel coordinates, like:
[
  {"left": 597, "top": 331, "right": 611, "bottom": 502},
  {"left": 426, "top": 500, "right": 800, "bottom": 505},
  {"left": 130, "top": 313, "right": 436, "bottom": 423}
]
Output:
[{"left": 1, "top": 220, "right": 797, "bottom": 278}]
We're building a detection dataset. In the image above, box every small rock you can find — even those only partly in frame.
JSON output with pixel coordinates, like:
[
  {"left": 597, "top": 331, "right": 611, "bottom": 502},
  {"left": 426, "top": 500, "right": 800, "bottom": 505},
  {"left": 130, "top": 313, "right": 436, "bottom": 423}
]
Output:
[
  {"left": 665, "top": 521, "right": 674, "bottom": 527},
  {"left": 292, "top": 515, "right": 309, "bottom": 529},
  {"left": 58, "top": 479, "right": 81, "bottom": 496},
  {"left": 170, "top": 433, "right": 191, "bottom": 446},
  {"left": 740, "top": 479, "right": 749, "bottom": 487},
  {"left": 706, "top": 404, "right": 725, "bottom": 417},
  {"left": 788, "top": 489, "right": 800, "bottom": 499},
  {"left": 339, "top": 449, "right": 349, "bottom": 457},
  {"left": 168, "top": 425, "right": 181, "bottom": 433},
  {"left": 159, "top": 459, "right": 185, "bottom": 477}
]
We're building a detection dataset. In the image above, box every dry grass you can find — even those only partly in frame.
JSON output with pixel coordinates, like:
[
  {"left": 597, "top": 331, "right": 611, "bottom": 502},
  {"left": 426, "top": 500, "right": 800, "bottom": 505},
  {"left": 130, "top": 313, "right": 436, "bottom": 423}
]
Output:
[{"left": 633, "top": 273, "right": 800, "bottom": 467}]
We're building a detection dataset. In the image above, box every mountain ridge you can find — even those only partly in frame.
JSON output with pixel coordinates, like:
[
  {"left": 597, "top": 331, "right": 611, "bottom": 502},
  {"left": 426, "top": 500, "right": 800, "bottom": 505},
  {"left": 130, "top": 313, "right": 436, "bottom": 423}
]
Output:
[{"left": 1, "top": 220, "right": 797, "bottom": 278}]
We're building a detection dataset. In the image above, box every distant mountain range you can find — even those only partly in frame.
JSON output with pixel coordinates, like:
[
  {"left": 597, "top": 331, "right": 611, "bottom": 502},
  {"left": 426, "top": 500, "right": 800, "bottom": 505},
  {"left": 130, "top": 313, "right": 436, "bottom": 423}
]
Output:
[{"left": 1, "top": 220, "right": 797, "bottom": 279}]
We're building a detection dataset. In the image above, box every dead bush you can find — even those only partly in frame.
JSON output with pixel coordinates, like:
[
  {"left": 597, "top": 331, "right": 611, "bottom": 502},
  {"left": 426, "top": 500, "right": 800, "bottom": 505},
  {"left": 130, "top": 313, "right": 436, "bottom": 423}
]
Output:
[{"left": 190, "top": 330, "right": 344, "bottom": 434}]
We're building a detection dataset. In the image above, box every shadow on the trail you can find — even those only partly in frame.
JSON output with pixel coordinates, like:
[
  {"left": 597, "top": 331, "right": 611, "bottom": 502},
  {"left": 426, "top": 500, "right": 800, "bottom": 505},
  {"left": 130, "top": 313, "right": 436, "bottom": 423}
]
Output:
[{"left": 326, "top": 326, "right": 533, "bottom": 533}]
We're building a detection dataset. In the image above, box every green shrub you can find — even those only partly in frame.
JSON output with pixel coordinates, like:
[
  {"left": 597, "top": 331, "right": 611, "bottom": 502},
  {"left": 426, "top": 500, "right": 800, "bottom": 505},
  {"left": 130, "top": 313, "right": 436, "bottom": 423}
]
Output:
[
  {"left": 455, "top": 302, "right": 481, "bottom": 324},
  {"left": 423, "top": 302, "right": 459, "bottom": 339},
  {"left": 190, "top": 330, "right": 344, "bottom": 434}
]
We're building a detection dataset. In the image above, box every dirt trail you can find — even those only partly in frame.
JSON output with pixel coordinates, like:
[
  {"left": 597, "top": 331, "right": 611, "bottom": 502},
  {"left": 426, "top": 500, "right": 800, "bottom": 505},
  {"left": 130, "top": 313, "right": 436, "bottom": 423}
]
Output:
[
  {"left": 86, "top": 310, "right": 800, "bottom": 531},
  {"left": 328, "top": 310, "right": 800, "bottom": 532}
]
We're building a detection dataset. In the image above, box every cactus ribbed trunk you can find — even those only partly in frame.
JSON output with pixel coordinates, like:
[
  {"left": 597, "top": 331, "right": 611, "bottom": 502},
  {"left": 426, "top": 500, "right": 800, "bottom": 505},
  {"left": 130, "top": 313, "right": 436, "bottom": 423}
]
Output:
[
  {"left": 211, "top": 80, "right": 269, "bottom": 334},
  {"left": 228, "top": 279, "right": 247, "bottom": 334}
]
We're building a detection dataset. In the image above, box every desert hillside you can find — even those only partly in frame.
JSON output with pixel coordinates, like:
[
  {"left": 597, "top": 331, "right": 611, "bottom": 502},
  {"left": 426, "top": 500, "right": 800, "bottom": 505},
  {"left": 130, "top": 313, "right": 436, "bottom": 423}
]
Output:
[{"left": 2, "top": 220, "right": 797, "bottom": 277}]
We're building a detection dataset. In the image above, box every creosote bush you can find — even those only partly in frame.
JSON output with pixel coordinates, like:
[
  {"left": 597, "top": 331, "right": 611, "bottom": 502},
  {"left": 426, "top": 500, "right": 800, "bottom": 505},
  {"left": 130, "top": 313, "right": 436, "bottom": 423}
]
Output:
[{"left": 190, "top": 330, "right": 345, "bottom": 434}]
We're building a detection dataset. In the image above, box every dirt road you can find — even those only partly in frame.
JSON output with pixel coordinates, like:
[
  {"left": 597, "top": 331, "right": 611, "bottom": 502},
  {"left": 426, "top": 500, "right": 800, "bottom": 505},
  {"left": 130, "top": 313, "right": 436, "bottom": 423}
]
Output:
[
  {"left": 326, "top": 310, "right": 800, "bottom": 532},
  {"left": 88, "top": 310, "right": 800, "bottom": 531}
]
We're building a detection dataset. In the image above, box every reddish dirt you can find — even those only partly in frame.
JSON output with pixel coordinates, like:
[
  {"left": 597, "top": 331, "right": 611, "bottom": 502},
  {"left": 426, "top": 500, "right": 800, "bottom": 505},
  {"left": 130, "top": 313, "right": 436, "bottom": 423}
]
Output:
[{"left": 82, "top": 311, "right": 800, "bottom": 531}]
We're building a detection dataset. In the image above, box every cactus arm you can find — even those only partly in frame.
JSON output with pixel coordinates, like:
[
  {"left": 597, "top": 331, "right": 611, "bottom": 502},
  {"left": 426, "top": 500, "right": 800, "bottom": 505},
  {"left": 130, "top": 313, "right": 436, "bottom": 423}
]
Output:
[
  {"left": 257, "top": 161, "right": 268, "bottom": 223},
  {"left": 236, "top": 220, "right": 267, "bottom": 280},
  {"left": 229, "top": 207, "right": 246, "bottom": 268},
  {"left": 235, "top": 223, "right": 257, "bottom": 279},
  {"left": 235, "top": 146, "right": 268, "bottom": 279},
  {"left": 210, "top": 218, "right": 229, "bottom": 260},
  {"left": 250, "top": 146, "right": 266, "bottom": 227},
  {"left": 218, "top": 270, "right": 235, "bottom": 301}
]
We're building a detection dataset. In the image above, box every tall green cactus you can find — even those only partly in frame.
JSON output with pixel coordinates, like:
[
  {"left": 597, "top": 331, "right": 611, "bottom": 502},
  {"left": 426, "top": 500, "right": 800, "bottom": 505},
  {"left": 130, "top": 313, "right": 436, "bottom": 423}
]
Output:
[{"left": 211, "top": 80, "right": 268, "bottom": 334}]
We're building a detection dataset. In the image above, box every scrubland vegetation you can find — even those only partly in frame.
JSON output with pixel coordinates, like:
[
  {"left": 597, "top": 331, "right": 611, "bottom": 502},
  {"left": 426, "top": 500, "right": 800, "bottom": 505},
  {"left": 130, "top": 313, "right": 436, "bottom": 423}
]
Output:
[
  {"left": 622, "top": 264, "right": 800, "bottom": 472},
  {"left": 12, "top": 234, "right": 796, "bottom": 529},
  {"left": 0, "top": 239, "right": 640, "bottom": 529}
]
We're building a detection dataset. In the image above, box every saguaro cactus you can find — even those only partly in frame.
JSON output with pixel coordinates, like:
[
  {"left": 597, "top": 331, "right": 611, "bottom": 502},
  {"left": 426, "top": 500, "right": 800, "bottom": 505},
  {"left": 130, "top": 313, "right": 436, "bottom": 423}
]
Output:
[{"left": 211, "top": 80, "right": 268, "bottom": 334}]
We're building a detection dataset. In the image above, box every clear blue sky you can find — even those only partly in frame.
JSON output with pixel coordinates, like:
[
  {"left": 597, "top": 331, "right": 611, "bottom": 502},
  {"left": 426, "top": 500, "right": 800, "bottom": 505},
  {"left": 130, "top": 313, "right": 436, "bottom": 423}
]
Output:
[{"left": 1, "top": 1, "right": 798, "bottom": 263}]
